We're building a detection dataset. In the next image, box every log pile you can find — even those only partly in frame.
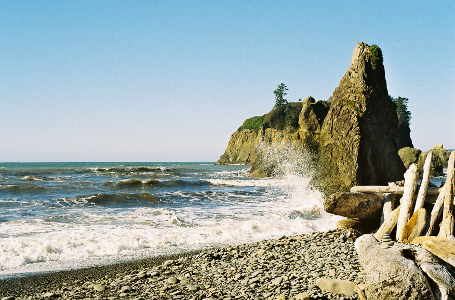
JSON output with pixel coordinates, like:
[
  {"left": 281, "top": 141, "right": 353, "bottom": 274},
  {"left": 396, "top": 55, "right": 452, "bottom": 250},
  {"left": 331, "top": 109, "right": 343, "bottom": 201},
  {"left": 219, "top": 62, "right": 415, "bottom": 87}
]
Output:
[
  {"left": 351, "top": 151, "right": 455, "bottom": 300},
  {"left": 362, "top": 151, "right": 455, "bottom": 243}
]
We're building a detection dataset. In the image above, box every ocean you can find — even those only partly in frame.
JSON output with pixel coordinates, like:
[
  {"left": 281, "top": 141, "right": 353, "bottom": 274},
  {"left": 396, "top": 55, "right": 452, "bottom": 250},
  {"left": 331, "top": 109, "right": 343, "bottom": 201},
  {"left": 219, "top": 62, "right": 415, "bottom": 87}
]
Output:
[{"left": 0, "top": 161, "right": 342, "bottom": 279}]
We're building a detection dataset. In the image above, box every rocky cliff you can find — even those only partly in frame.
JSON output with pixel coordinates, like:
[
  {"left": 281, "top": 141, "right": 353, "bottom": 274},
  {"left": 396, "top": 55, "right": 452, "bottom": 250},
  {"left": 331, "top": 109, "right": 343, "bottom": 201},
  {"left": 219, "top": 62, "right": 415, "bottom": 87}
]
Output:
[
  {"left": 315, "top": 42, "right": 405, "bottom": 193},
  {"left": 218, "top": 42, "right": 405, "bottom": 194}
]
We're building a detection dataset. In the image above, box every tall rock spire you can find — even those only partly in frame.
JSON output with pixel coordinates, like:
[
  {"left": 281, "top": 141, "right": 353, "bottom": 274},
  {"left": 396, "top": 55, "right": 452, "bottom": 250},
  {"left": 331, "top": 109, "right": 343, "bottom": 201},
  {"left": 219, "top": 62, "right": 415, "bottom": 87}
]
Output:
[{"left": 315, "top": 42, "right": 405, "bottom": 194}]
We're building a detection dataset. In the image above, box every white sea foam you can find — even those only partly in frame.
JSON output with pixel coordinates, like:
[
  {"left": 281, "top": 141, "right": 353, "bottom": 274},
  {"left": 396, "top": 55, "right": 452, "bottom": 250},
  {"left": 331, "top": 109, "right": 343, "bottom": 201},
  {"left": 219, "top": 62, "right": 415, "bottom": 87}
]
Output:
[{"left": 0, "top": 154, "right": 341, "bottom": 279}]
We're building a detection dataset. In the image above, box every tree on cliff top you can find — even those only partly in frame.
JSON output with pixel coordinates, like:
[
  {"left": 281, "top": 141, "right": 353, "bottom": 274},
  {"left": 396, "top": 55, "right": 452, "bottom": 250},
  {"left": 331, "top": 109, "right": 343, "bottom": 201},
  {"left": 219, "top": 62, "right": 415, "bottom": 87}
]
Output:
[
  {"left": 391, "top": 96, "right": 413, "bottom": 149},
  {"left": 274, "top": 83, "right": 288, "bottom": 108},
  {"left": 392, "top": 96, "right": 411, "bottom": 126}
]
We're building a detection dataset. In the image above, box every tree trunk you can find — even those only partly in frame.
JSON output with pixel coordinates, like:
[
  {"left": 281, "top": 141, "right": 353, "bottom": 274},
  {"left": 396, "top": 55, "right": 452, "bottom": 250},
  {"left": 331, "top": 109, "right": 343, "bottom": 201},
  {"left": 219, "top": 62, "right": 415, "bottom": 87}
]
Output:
[
  {"left": 396, "top": 164, "right": 419, "bottom": 242},
  {"left": 414, "top": 151, "right": 432, "bottom": 213}
]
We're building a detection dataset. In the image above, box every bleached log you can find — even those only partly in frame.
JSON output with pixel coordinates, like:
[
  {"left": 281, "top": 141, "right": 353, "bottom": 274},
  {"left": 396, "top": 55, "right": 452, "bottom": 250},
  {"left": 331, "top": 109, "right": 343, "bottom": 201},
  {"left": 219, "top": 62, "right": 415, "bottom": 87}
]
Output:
[
  {"left": 350, "top": 185, "right": 441, "bottom": 196},
  {"left": 396, "top": 164, "right": 419, "bottom": 242},
  {"left": 439, "top": 151, "right": 455, "bottom": 238},
  {"left": 414, "top": 151, "right": 432, "bottom": 213},
  {"left": 374, "top": 205, "right": 400, "bottom": 241},
  {"left": 425, "top": 181, "right": 446, "bottom": 236},
  {"left": 380, "top": 193, "right": 394, "bottom": 225}
]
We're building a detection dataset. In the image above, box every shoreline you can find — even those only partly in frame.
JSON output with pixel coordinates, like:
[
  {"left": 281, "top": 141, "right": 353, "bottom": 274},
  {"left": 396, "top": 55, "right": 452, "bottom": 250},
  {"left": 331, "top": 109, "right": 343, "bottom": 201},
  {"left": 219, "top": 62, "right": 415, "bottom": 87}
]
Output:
[{"left": 0, "top": 229, "right": 363, "bottom": 300}]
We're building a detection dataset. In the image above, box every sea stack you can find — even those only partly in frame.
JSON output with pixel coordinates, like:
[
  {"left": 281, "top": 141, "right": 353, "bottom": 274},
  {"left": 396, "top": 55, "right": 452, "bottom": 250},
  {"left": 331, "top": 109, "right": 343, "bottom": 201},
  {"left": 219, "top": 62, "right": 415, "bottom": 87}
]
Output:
[{"left": 315, "top": 42, "right": 405, "bottom": 194}]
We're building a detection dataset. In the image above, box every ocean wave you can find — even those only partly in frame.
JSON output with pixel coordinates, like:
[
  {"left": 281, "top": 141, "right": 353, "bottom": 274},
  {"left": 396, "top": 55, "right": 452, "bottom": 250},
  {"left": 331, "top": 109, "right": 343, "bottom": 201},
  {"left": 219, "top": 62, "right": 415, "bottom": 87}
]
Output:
[
  {"left": 204, "top": 178, "right": 281, "bottom": 187},
  {"left": 0, "top": 184, "right": 46, "bottom": 193},
  {"left": 72, "top": 193, "right": 160, "bottom": 206},
  {"left": 86, "top": 166, "right": 176, "bottom": 175},
  {"left": 103, "top": 178, "right": 164, "bottom": 187}
]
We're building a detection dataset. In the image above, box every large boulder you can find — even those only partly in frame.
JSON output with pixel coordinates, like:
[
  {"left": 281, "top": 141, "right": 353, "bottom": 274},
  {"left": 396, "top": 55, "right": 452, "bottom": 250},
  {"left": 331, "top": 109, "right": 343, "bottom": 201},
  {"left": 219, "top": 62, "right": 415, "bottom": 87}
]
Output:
[
  {"left": 399, "top": 147, "right": 422, "bottom": 169},
  {"left": 324, "top": 192, "right": 384, "bottom": 220},
  {"left": 418, "top": 144, "right": 451, "bottom": 177},
  {"left": 315, "top": 42, "right": 405, "bottom": 194}
]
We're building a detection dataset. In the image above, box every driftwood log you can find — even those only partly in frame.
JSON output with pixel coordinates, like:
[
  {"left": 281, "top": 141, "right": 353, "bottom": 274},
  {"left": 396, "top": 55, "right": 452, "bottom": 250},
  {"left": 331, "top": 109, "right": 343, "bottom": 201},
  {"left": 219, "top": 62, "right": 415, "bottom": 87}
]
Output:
[
  {"left": 340, "top": 151, "right": 454, "bottom": 244},
  {"left": 414, "top": 151, "right": 432, "bottom": 213},
  {"left": 425, "top": 181, "right": 447, "bottom": 236},
  {"left": 401, "top": 208, "right": 429, "bottom": 243},
  {"left": 439, "top": 151, "right": 455, "bottom": 238},
  {"left": 374, "top": 205, "right": 400, "bottom": 241},
  {"left": 380, "top": 193, "right": 395, "bottom": 225},
  {"left": 396, "top": 164, "right": 419, "bottom": 242},
  {"left": 350, "top": 185, "right": 442, "bottom": 196}
]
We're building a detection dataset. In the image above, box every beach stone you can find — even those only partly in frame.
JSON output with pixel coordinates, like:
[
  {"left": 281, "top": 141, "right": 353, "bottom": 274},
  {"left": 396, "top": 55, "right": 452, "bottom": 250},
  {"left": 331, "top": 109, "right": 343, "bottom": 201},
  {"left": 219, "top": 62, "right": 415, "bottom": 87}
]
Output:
[
  {"left": 93, "top": 284, "right": 105, "bottom": 292},
  {"left": 316, "top": 278, "right": 355, "bottom": 296},
  {"left": 119, "top": 286, "right": 132, "bottom": 293},
  {"left": 187, "top": 284, "right": 199, "bottom": 291},
  {"left": 272, "top": 277, "right": 282, "bottom": 286},
  {"left": 43, "top": 292, "right": 56, "bottom": 298},
  {"left": 355, "top": 234, "right": 435, "bottom": 299},
  {"left": 167, "top": 276, "right": 178, "bottom": 284},
  {"left": 295, "top": 292, "right": 310, "bottom": 300},
  {"left": 163, "top": 260, "right": 174, "bottom": 267}
]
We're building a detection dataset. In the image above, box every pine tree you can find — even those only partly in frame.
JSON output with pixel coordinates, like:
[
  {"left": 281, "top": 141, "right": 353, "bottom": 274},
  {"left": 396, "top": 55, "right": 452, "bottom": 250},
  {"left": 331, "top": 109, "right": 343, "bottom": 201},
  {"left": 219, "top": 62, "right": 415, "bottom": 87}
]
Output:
[{"left": 274, "top": 83, "right": 288, "bottom": 108}]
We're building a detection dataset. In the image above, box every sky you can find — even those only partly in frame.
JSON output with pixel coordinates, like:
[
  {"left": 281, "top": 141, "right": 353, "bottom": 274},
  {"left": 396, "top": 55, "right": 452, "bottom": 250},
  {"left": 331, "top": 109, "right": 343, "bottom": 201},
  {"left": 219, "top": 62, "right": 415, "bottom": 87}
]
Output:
[{"left": 1, "top": 1, "right": 454, "bottom": 162}]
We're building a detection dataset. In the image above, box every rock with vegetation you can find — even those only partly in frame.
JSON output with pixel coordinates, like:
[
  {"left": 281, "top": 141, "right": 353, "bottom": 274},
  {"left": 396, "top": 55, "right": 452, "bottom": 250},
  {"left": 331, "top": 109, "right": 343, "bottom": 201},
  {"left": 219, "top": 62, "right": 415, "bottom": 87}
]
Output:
[
  {"left": 298, "top": 96, "right": 330, "bottom": 151},
  {"left": 418, "top": 144, "right": 451, "bottom": 176},
  {"left": 217, "top": 127, "right": 260, "bottom": 165},
  {"left": 218, "top": 42, "right": 407, "bottom": 195},
  {"left": 399, "top": 147, "right": 423, "bottom": 169},
  {"left": 315, "top": 42, "right": 405, "bottom": 194}
]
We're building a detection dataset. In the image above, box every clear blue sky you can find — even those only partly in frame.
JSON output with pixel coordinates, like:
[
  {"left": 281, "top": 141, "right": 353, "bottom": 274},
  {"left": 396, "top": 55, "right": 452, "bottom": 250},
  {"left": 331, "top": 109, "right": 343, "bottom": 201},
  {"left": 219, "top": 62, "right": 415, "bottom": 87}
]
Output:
[{"left": 1, "top": 1, "right": 454, "bottom": 162}]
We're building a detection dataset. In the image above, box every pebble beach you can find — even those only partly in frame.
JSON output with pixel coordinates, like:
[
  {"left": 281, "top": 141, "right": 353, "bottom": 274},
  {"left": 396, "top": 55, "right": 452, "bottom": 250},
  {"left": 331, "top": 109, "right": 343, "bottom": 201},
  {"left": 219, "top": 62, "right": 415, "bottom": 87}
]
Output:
[{"left": 0, "top": 230, "right": 363, "bottom": 300}]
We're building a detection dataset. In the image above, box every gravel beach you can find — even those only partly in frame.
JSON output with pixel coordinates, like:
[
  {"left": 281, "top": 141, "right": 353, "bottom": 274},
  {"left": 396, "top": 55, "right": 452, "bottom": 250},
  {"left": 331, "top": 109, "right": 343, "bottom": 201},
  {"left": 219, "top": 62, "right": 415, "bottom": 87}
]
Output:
[{"left": 0, "top": 229, "right": 364, "bottom": 300}]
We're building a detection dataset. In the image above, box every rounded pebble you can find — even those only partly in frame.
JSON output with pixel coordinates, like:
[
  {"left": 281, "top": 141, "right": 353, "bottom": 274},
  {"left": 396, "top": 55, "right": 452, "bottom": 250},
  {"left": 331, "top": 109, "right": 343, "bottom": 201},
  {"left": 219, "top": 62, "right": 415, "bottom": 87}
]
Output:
[{"left": 93, "top": 284, "right": 105, "bottom": 292}]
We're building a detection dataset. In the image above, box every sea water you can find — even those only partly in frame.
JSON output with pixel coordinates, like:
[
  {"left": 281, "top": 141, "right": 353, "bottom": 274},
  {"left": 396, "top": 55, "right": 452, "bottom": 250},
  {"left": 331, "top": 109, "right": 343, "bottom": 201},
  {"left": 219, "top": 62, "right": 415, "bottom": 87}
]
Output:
[{"left": 0, "top": 160, "right": 341, "bottom": 279}]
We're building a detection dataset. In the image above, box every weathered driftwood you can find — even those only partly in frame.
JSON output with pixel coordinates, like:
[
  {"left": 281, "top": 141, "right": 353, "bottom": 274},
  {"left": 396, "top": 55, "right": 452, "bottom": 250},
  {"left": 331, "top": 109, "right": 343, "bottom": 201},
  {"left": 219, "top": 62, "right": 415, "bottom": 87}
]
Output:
[
  {"left": 396, "top": 164, "right": 419, "bottom": 242},
  {"left": 412, "top": 236, "right": 455, "bottom": 262},
  {"left": 374, "top": 205, "right": 400, "bottom": 241},
  {"left": 414, "top": 151, "right": 432, "bottom": 213},
  {"left": 425, "top": 181, "right": 447, "bottom": 236},
  {"left": 439, "top": 151, "right": 455, "bottom": 238},
  {"left": 380, "top": 193, "right": 394, "bottom": 225},
  {"left": 355, "top": 234, "right": 437, "bottom": 300},
  {"left": 350, "top": 185, "right": 442, "bottom": 196},
  {"left": 401, "top": 208, "right": 428, "bottom": 243}
]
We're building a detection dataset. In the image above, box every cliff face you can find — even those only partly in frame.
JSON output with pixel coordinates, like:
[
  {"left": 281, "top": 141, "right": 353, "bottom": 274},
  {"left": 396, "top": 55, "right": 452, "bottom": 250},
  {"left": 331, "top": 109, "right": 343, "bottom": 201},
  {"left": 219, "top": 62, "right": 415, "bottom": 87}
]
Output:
[
  {"left": 218, "top": 42, "right": 405, "bottom": 194},
  {"left": 217, "top": 129, "right": 260, "bottom": 165}
]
